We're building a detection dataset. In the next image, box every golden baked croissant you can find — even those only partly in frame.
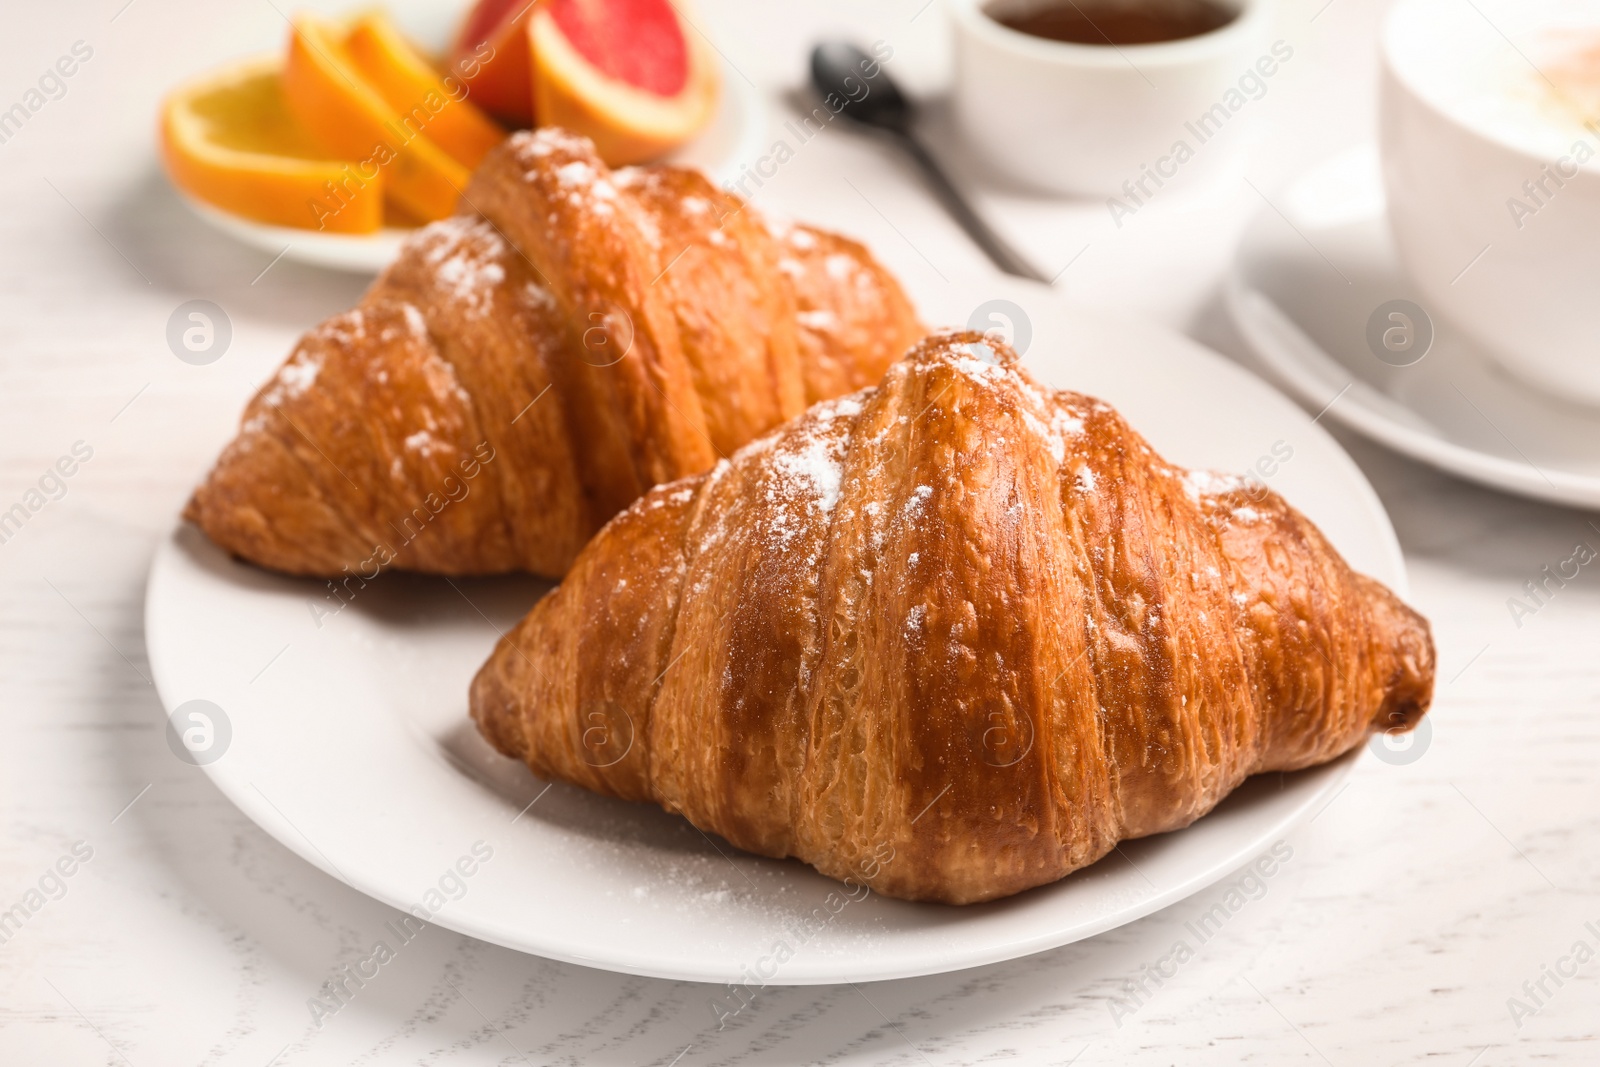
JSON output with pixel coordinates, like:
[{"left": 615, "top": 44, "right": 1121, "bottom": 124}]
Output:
[
  {"left": 471, "top": 331, "right": 1435, "bottom": 905},
  {"left": 184, "top": 128, "right": 921, "bottom": 578}
]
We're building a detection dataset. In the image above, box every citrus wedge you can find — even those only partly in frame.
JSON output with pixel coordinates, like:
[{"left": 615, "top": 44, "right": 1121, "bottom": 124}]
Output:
[
  {"left": 530, "top": 0, "right": 720, "bottom": 165},
  {"left": 450, "top": 0, "right": 538, "bottom": 126},
  {"left": 283, "top": 12, "right": 468, "bottom": 223},
  {"left": 160, "top": 55, "right": 383, "bottom": 234},
  {"left": 344, "top": 10, "right": 506, "bottom": 170}
]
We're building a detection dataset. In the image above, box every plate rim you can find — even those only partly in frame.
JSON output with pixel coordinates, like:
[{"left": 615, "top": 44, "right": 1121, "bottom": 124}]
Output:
[{"left": 1225, "top": 278, "right": 1600, "bottom": 509}]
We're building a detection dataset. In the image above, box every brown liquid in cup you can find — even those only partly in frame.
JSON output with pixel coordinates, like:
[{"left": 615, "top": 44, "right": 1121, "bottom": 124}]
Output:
[{"left": 988, "top": 0, "right": 1238, "bottom": 46}]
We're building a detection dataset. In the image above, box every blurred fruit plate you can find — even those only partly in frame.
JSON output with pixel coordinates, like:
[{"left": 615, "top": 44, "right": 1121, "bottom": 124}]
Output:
[{"left": 176, "top": 0, "right": 766, "bottom": 273}]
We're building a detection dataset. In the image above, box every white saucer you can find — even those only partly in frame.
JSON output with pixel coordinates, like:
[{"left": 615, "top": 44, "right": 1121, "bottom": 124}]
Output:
[
  {"left": 1227, "top": 145, "right": 1600, "bottom": 509},
  {"left": 146, "top": 274, "right": 1397, "bottom": 984},
  {"left": 176, "top": 3, "right": 768, "bottom": 273}
]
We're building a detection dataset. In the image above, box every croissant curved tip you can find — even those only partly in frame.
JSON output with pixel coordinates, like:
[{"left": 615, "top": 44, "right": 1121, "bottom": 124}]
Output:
[
  {"left": 469, "top": 641, "right": 531, "bottom": 763},
  {"left": 1360, "top": 575, "right": 1436, "bottom": 737}
]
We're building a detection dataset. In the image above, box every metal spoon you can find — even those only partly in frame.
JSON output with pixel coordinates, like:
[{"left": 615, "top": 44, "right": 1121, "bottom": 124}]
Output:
[{"left": 809, "top": 41, "right": 1050, "bottom": 284}]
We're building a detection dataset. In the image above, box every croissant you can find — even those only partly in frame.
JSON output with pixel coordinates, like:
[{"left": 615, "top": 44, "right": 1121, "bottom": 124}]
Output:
[
  {"left": 184, "top": 128, "right": 921, "bottom": 578},
  {"left": 470, "top": 331, "right": 1435, "bottom": 905}
]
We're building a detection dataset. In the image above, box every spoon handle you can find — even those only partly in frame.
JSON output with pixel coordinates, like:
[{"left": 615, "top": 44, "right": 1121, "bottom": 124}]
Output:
[{"left": 894, "top": 132, "right": 1051, "bottom": 284}]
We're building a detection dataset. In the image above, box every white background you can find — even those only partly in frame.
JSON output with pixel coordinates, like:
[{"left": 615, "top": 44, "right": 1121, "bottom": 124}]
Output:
[{"left": 1, "top": 0, "right": 1595, "bottom": 1062}]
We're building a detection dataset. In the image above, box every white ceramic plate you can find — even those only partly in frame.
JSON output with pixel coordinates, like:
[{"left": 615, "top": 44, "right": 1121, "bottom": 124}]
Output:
[
  {"left": 176, "top": 1, "right": 769, "bottom": 273},
  {"left": 146, "top": 275, "right": 1399, "bottom": 984},
  {"left": 1227, "top": 145, "right": 1600, "bottom": 509}
]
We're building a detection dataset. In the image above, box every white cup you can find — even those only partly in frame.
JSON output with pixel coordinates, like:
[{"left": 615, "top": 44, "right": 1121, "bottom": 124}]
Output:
[
  {"left": 947, "top": 0, "right": 1273, "bottom": 197},
  {"left": 1381, "top": 0, "right": 1600, "bottom": 404}
]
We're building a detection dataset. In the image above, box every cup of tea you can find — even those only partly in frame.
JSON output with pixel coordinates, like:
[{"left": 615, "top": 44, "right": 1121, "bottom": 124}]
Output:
[
  {"left": 1380, "top": 0, "right": 1600, "bottom": 404},
  {"left": 948, "top": 0, "right": 1273, "bottom": 197}
]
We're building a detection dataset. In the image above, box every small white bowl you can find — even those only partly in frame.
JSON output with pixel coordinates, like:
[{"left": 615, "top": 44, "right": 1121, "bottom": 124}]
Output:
[
  {"left": 947, "top": 0, "right": 1272, "bottom": 197},
  {"left": 1381, "top": 0, "right": 1600, "bottom": 404}
]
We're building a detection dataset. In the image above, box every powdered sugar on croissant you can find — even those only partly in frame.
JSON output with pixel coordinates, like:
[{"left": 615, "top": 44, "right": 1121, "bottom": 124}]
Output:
[{"left": 471, "top": 331, "right": 1435, "bottom": 904}]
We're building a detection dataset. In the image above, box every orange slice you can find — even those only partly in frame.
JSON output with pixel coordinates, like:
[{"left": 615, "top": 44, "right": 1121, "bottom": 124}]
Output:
[
  {"left": 160, "top": 55, "right": 383, "bottom": 234},
  {"left": 530, "top": 0, "right": 720, "bottom": 165},
  {"left": 343, "top": 10, "right": 506, "bottom": 169},
  {"left": 283, "top": 12, "right": 468, "bottom": 223}
]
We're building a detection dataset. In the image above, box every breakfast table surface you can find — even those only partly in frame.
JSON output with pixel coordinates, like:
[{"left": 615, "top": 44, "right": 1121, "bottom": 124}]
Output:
[{"left": 4, "top": 0, "right": 1597, "bottom": 1063}]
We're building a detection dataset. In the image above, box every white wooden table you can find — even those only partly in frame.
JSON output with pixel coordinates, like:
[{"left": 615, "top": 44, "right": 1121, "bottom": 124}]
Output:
[{"left": 2, "top": 0, "right": 1595, "bottom": 1062}]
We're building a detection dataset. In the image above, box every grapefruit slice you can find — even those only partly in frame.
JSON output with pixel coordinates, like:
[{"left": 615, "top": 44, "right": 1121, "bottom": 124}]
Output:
[
  {"left": 283, "top": 12, "right": 467, "bottom": 223},
  {"left": 449, "top": 0, "right": 538, "bottom": 126},
  {"left": 344, "top": 10, "right": 505, "bottom": 170},
  {"left": 530, "top": 0, "right": 720, "bottom": 165},
  {"left": 160, "top": 55, "right": 384, "bottom": 234}
]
